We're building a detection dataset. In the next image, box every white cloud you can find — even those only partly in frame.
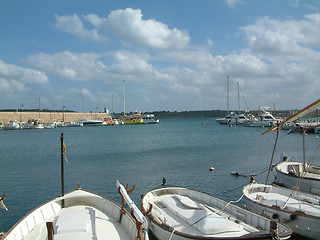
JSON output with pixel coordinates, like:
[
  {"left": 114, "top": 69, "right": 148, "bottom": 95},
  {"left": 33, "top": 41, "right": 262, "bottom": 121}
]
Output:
[
  {"left": 54, "top": 14, "right": 107, "bottom": 42},
  {"left": 0, "top": 60, "right": 48, "bottom": 94},
  {"left": 24, "top": 51, "right": 105, "bottom": 81},
  {"left": 56, "top": 8, "right": 190, "bottom": 49},
  {"left": 225, "top": 0, "right": 243, "bottom": 8}
]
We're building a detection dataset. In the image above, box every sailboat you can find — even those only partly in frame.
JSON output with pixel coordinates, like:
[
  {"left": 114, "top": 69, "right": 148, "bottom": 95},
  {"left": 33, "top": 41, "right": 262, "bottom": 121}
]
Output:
[
  {"left": 216, "top": 76, "right": 237, "bottom": 125},
  {"left": 242, "top": 99, "right": 320, "bottom": 239}
]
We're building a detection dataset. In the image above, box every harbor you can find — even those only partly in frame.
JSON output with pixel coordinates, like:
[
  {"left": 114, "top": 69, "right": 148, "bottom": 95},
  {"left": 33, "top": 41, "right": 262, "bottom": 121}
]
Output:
[{"left": 1, "top": 108, "right": 320, "bottom": 239}]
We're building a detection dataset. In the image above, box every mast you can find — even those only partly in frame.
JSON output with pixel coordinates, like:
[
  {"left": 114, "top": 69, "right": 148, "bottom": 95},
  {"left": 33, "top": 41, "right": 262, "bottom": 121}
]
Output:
[
  {"left": 112, "top": 94, "right": 114, "bottom": 118},
  {"left": 123, "top": 80, "right": 126, "bottom": 117},
  {"left": 237, "top": 81, "right": 240, "bottom": 114},
  {"left": 227, "top": 76, "right": 229, "bottom": 115},
  {"left": 38, "top": 97, "right": 41, "bottom": 119}
]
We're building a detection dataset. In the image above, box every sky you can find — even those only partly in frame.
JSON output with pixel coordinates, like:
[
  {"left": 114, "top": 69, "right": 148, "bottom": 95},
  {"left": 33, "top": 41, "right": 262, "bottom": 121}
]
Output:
[{"left": 1, "top": 0, "right": 320, "bottom": 113}]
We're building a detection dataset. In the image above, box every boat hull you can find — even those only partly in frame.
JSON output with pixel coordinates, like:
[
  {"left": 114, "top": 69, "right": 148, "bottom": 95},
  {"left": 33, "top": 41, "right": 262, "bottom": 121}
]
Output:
[
  {"left": 273, "top": 161, "right": 320, "bottom": 195},
  {"left": 242, "top": 183, "right": 320, "bottom": 239},
  {"left": 4, "top": 189, "right": 138, "bottom": 240},
  {"left": 142, "top": 186, "right": 292, "bottom": 240}
]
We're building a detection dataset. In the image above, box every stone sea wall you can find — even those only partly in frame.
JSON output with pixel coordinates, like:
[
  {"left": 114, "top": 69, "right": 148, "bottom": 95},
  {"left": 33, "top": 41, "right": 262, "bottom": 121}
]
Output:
[{"left": 0, "top": 112, "right": 110, "bottom": 124}]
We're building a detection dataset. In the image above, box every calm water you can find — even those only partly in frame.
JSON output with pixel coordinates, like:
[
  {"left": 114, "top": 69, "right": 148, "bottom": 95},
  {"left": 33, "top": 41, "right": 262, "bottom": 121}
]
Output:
[{"left": 0, "top": 118, "right": 319, "bottom": 236}]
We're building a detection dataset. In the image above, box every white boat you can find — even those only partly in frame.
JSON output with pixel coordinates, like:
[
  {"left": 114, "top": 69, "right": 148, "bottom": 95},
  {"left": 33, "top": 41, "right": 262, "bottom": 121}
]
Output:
[
  {"left": 142, "top": 185, "right": 292, "bottom": 240},
  {"left": 270, "top": 99, "right": 320, "bottom": 195},
  {"left": 45, "top": 122, "right": 57, "bottom": 128},
  {"left": 215, "top": 112, "right": 237, "bottom": 125},
  {"left": 76, "top": 118, "right": 103, "bottom": 126},
  {"left": 2, "top": 182, "right": 149, "bottom": 240},
  {"left": 242, "top": 182, "right": 320, "bottom": 239},
  {"left": 65, "top": 121, "right": 83, "bottom": 127},
  {"left": 142, "top": 114, "right": 159, "bottom": 124},
  {"left": 4, "top": 120, "right": 21, "bottom": 130},
  {"left": 273, "top": 153, "right": 320, "bottom": 195},
  {"left": 245, "top": 107, "right": 279, "bottom": 127},
  {"left": 24, "top": 119, "right": 44, "bottom": 129}
]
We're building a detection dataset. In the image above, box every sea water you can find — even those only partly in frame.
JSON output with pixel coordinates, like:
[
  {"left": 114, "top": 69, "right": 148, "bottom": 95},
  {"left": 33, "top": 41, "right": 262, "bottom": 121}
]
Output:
[{"left": 0, "top": 118, "right": 319, "bottom": 237}]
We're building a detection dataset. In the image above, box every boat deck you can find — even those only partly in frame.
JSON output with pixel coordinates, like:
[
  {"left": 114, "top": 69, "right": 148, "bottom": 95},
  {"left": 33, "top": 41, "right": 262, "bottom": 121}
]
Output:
[
  {"left": 152, "top": 194, "right": 261, "bottom": 237},
  {"left": 22, "top": 205, "right": 131, "bottom": 240}
]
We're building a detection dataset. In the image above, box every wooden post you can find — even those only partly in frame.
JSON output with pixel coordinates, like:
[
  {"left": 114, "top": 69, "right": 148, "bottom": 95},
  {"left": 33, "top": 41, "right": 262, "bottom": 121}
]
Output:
[
  {"left": 46, "top": 222, "right": 54, "bottom": 240},
  {"left": 60, "top": 133, "right": 65, "bottom": 208},
  {"left": 270, "top": 220, "right": 278, "bottom": 239}
]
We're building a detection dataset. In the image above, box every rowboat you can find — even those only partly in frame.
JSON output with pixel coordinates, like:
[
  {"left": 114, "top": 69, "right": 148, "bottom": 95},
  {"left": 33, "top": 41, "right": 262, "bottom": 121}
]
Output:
[
  {"left": 1, "top": 182, "right": 149, "bottom": 240},
  {"left": 142, "top": 185, "right": 292, "bottom": 240},
  {"left": 242, "top": 182, "right": 320, "bottom": 239},
  {"left": 273, "top": 153, "right": 320, "bottom": 195}
]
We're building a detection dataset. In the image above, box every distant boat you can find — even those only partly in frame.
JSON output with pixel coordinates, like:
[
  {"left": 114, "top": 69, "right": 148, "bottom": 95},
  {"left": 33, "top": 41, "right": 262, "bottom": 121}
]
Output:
[
  {"left": 24, "top": 119, "right": 44, "bottom": 129},
  {"left": 44, "top": 122, "right": 57, "bottom": 129},
  {"left": 3, "top": 183, "right": 149, "bottom": 240},
  {"left": 245, "top": 107, "right": 280, "bottom": 127},
  {"left": 65, "top": 121, "right": 83, "bottom": 127},
  {"left": 142, "top": 114, "right": 159, "bottom": 124},
  {"left": 142, "top": 185, "right": 292, "bottom": 240},
  {"left": 76, "top": 118, "right": 103, "bottom": 126},
  {"left": 4, "top": 120, "right": 21, "bottom": 130},
  {"left": 242, "top": 182, "right": 320, "bottom": 239}
]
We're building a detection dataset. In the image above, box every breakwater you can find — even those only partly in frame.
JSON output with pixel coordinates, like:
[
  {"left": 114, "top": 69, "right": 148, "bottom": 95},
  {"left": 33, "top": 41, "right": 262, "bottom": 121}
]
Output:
[{"left": 0, "top": 112, "right": 110, "bottom": 124}]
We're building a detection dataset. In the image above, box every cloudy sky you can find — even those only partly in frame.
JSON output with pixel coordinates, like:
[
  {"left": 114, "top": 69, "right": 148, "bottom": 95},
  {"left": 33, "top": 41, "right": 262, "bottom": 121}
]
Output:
[{"left": 1, "top": 0, "right": 319, "bottom": 113}]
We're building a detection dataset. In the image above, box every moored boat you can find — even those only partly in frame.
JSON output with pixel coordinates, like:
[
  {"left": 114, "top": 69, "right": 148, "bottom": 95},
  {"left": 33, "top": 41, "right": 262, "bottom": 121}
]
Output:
[
  {"left": 142, "top": 114, "right": 159, "bottom": 124},
  {"left": 4, "top": 120, "right": 21, "bottom": 130},
  {"left": 242, "top": 182, "right": 320, "bottom": 239},
  {"left": 1, "top": 183, "right": 149, "bottom": 240},
  {"left": 142, "top": 185, "right": 292, "bottom": 240},
  {"left": 273, "top": 153, "right": 320, "bottom": 195}
]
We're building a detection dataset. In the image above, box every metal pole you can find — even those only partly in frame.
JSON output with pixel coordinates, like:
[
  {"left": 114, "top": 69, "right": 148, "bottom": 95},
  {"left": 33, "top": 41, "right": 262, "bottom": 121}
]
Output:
[{"left": 303, "top": 129, "right": 306, "bottom": 166}]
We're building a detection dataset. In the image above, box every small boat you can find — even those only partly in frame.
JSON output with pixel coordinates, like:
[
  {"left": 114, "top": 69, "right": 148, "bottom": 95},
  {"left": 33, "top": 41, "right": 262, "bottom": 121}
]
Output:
[
  {"left": 24, "top": 119, "right": 44, "bottom": 129},
  {"left": 142, "top": 114, "right": 159, "bottom": 124},
  {"left": 65, "top": 121, "right": 83, "bottom": 127},
  {"left": 271, "top": 99, "right": 320, "bottom": 195},
  {"left": 245, "top": 107, "right": 280, "bottom": 127},
  {"left": 273, "top": 153, "right": 320, "bottom": 195},
  {"left": 4, "top": 120, "right": 21, "bottom": 130},
  {"left": 76, "top": 118, "right": 103, "bottom": 126},
  {"left": 242, "top": 182, "right": 320, "bottom": 239},
  {"left": 44, "top": 122, "right": 57, "bottom": 129},
  {"left": 2, "top": 182, "right": 149, "bottom": 240},
  {"left": 142, "top": 185, "right": 292, "bottom": 240}
]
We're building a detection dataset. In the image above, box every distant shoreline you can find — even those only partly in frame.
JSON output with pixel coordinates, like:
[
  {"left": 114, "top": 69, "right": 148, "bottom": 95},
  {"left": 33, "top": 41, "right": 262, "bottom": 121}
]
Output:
[{"left": 0, "top": 109, "right": 302, "bottom": 123}]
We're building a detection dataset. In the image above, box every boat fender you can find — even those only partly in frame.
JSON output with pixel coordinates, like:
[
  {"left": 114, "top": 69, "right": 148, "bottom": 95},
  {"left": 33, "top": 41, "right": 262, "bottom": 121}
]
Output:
[
  {"left": 290, "top": 214, "right": 297, "bottom": 220},
  {"left": 272, "top": 213, "right": 279, "bottom": 219}
]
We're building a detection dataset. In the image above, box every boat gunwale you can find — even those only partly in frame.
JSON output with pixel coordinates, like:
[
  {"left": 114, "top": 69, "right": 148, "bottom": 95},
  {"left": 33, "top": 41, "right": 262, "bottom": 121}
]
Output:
[
  {"left": 274, "top": 162, "right": 320, "bottom": 182},
  {"left": 4, "top": 188, "right": 134, "bottom": 238},
  {"left": 242, "top": 183, "right": 320, "bottom": 219},
  {"left": 143, "top": 185, "right": 292, "bottom": 240}
]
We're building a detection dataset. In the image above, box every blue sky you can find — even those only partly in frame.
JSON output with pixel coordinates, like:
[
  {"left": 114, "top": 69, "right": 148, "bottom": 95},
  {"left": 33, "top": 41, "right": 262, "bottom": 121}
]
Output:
[{"left": 1, "top": 0, "right": 319, "bottom": 113}]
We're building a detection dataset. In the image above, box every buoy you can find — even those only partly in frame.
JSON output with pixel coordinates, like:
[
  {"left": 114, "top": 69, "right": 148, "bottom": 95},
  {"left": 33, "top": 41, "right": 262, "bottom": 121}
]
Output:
[
  {"left": 229, "top": 124, "right": 232, "bottom": 127},
  {"left": 209, "top": 167, "right": 215, "bottom": 171}
]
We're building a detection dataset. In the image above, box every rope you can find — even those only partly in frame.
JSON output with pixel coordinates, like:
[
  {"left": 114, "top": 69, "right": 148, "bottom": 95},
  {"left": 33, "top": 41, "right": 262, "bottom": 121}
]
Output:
[{"left": 169, "top": 229, "right": 176, "bottom": 240}]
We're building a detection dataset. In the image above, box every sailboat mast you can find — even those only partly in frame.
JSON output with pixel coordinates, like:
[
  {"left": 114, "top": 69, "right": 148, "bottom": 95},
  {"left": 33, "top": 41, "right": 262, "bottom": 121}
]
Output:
[
  {"left": 227, "top": 76, "right": 229, "bottom": 115},
  {"left": 237, "top": 81, "right": 240, "bottom": 114},
  {"left": 112, "top": 94, "right": 114, "bottom": 118},
  {"left": 38, "top": 97, "right": 40, "bottom": 119},
  {"left": 123, "top": 80, "right": 126, "bottom": 117}
]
